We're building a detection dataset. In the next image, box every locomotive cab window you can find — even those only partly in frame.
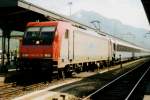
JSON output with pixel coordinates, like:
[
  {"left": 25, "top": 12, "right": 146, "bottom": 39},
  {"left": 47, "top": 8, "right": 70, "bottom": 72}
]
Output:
[
  {"left": 25, "top": 27, "right": 40, "bottom": 38},
  {"left": 23, "top": 27, "right": 40, "bottom": 45},
  {"left": 23, "top": 26, "right": 56, "bottom": 45},
  {"left": 41, "top": 27, "right": 56, "bottom": 45}
]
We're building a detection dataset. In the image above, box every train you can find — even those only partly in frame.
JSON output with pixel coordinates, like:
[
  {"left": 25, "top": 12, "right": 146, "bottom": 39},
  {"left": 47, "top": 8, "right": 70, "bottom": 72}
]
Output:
[{"left": 18, "top": 21, "right": 150, "bottom": 77}]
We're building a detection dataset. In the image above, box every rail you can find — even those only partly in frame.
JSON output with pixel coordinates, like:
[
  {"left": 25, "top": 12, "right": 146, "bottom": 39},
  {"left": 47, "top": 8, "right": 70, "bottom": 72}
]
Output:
[
  {"left": 0, "top": 82, "right": 49, "bottom": 99},
  {"left": 125, "top": 65, "right": 150, "bottom": 100},
  {"left": 83, "top": 61, "right": 150, "bottom": 100}
]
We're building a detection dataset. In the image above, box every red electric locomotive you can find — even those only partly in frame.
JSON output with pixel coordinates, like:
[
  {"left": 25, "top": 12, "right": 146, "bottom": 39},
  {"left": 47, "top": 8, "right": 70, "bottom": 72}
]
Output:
[
  {"left": 18, "top": 21, "right": 112, "bottom": 77},
  {"left": 19, "top": 21, "right": 72, "bottom": 73},
  {"left": 18, "top": 21, "right": 150, "bottom": 78}
]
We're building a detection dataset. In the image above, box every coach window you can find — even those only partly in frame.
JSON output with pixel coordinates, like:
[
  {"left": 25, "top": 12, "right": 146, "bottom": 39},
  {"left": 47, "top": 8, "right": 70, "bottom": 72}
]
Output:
[{"left": 65, "top": 29, "right": 69, "bottom": 39}]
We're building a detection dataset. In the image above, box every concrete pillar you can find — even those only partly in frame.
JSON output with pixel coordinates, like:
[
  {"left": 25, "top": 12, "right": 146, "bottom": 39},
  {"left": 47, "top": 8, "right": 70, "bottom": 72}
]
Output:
[
  {"left": 1, "top": 30, "right": 6, "bottom": 72},
  {"left": 7, "top": 35, "right": 10, "bottom": 65},
  {"left": 0, "top": 28, "right": 10, "bottom": 73}
]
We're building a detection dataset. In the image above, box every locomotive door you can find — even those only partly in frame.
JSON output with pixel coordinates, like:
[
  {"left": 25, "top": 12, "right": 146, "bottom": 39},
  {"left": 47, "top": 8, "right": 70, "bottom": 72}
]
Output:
[
  {"left": 67, "top": 29, "right": 74, "bottom": 61},
  {"left": 109, "top": 39, "right": 113, "bottom": 60}
]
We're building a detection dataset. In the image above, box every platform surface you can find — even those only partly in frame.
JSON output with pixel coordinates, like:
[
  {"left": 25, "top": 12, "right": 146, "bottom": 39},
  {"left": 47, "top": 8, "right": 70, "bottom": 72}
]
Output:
[
  {"left": 0, "top": 69, "right": 17, "bottom": 83},
  {"left": 143, "top": 82, "right": 150, "bottom": 100}
]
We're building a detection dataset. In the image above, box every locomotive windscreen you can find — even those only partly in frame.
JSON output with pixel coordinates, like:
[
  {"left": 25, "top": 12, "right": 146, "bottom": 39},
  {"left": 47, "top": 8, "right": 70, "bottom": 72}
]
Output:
[{"left": 23, "top": 26, "right": 56, "bottom": 45}]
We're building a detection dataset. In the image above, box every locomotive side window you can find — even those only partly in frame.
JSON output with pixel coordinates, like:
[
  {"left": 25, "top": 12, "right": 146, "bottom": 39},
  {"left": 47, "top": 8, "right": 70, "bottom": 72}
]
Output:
[{"left": 65, "top": 29, "right": 69, "bottom": 39}]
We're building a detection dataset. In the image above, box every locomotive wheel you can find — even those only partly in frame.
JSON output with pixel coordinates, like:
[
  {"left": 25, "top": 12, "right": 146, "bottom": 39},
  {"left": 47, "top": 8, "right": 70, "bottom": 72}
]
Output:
[
  {"left": 46, "top": 69, "right": 52, "bottom": 82},
  {"left": 83, "top": 63, "right": 88, "bottom": 72},
  {"left": 75, "top": 64, "right": 83, "bottom": 73},
  {"left": 44, "top": 63, "right": 52, "bottom": 82},
  {"left": 63, "top": 65, "right": 74, "bottom": 78},
  {"left": 58, "top": 69, "right": 65, "bottom": 80}
]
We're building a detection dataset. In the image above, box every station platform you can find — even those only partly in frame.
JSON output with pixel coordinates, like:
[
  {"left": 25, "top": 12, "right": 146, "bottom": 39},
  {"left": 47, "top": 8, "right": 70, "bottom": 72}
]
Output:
[
  {"left": 0, "top": 63, "right": 17, "bottom": 85},
  {"left": 143, "top": 82, "right": 150, "bottom": 100},
  {"left": 0, "top": 69, "right": 17, "bottom": 84},
  {"left": 12, "top": 59, "right": 145, "bottom": 100}
]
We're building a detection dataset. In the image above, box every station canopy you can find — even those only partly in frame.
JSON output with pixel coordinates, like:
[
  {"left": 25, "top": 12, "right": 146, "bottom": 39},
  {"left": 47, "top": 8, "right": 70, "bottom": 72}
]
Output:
[
  {"left": 0, "top": 0, "right": 149, "bottom": 35},
  {"left": 142, "top": 0, "right": 150, "bottom": 23},
  {"left": 0, "top": 0, "right": 74, "bottom": 34}
]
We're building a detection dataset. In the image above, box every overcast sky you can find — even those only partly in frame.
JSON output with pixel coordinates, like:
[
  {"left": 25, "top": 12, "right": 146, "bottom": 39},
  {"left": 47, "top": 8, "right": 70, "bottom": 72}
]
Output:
[{"left": 26, "top": 0, "right": 150, "bottom": 30}]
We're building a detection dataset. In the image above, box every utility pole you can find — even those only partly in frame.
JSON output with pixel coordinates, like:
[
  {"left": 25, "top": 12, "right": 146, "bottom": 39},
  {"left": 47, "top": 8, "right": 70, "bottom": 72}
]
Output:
[
  {"left": 90, "top": 20, "right": 101, "bottom": 32},
  {"left": 68, "top": 2, "right": 72, "bottom": 16}
]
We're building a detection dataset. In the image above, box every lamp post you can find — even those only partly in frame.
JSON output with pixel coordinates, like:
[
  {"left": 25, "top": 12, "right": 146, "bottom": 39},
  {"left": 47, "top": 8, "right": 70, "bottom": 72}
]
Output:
[{"left": 68, "top": 2, "right": 72, "bottom": 16}]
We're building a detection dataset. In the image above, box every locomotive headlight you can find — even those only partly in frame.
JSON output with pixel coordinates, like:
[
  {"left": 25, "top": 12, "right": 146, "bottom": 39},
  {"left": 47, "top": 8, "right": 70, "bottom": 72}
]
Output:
[
  {"left": 44, "top": 54, "right": 51, "bottom": 57},
  {"left": 22, "top": 54, "right": 28, "bottom": 57}
]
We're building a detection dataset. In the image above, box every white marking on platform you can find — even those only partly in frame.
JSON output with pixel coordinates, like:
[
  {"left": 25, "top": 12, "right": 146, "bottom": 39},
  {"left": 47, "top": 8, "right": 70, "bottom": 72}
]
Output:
[
  {"left": 8, "top": 69, "right": 16, "bottom": 72},
  {"left": 12, "top": 79, "right": 81, "bottom": 100},
  {"left": 143, "top": 95, "right": 150, "bottom": 100},
  {"left": 31, "top": 92, "right": 58, "bottom": 100},
  {"left": 0, "top": 77, "right": 5, "bottom": 82}
]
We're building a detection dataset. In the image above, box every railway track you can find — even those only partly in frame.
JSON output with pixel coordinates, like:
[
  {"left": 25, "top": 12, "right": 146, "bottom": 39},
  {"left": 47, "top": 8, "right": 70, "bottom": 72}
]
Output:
[
  {"left": 0, "top": 58, "right": 148, "bottom": 99},
  {"left": 0, "top": 76, "right": 80, "bottom": 99},
  {"left": 0, "top": 81, "right": 50, "bottom": 99},
  {"left": 0, "top": 71, "right": 52, "bottom": 99},
  {"left": 83, "top": 60, "right": 150, "bottom": 100}
]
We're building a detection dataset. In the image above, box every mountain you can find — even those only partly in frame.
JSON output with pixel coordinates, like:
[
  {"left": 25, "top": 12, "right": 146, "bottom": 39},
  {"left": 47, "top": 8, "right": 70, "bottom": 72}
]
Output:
[{"left": 70, "top": 10, "right": 150, "bottom": 49}]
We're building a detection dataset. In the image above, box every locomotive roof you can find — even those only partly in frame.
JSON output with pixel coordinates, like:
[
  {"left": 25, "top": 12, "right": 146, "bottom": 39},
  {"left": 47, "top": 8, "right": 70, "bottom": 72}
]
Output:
[{"left": 27, "top": 21, "right": 61, "bottom": 27}]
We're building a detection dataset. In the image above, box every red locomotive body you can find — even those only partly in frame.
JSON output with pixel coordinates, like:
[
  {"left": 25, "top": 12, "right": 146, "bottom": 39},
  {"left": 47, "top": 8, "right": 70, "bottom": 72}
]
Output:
[{"left": 19, "top": 21, "right": 72, "bottom": 71}]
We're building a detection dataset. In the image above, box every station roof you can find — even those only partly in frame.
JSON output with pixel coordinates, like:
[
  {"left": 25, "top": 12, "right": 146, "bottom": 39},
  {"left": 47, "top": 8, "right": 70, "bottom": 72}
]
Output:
[
  {"left": 0, "top": 0, "right": 148, "bottom": 36},
  {"left": 0, "top": 0, "right": 67, "bottom": 32},
  {"left": 0, "top": 0, "right": 94, "bottom": 33},
  {"left": 0, "top": 0, "right": 45, "bottom": 31},
  {"left": 142, "top": 0, "right": 150, "bottom": 23}
]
